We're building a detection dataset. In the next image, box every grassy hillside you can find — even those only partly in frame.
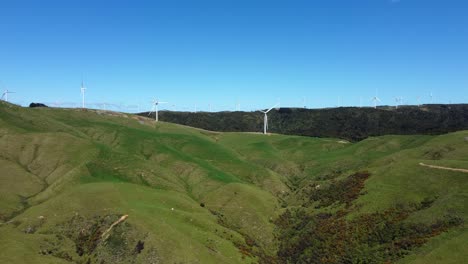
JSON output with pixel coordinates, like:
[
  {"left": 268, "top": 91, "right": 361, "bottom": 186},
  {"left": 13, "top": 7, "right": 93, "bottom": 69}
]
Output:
[
  {"left": 1, "top": 101, "right": 467, "bottom": 263},
  {"left": 142, "top": 104, "right": 468, "bottom": 141}
]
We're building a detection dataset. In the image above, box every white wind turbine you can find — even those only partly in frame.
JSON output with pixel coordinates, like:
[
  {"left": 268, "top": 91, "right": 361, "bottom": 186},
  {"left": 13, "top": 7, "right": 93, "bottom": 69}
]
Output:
[
  {"left": 370, "top": 89, "right": 381, "bottom": 109},
  {"left": 80, "top": 80, "right": 86, "bottom": 108},
  {"left": 371, "top": 95, "right": 381, "bottom": 109},
  {"left": 394, "top": 96, "right": 403, "bottom": 109},
  {"left": 148, "top": 99, "right": 168, "bottom": 122},
  {"left": 1, "top": 89, "right": 15, "bottom": 102},
  {"left": 260, "top": 103, "right": 279, "bottom": 135},
  {"left": 416, "top": 96, "right": 422, "bottom": 107},
  {"left": 95, "top": 102, "right": 110, "bottom": 111},
  {"left": 52, "top": 99, "right": 64, "bottom": 108}
]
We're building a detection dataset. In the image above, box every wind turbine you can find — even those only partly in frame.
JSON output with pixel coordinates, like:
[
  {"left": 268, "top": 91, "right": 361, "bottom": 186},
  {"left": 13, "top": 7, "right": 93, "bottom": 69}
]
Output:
[
  {"left": 430, "top": 92, "right": 434, "bottom": 104},
  {"left": 371, "top": 96, "right": 381, "bottom": 109},
  {"left": 52, "top": 100, "right": 64, "bottom": 108},
  {"left": 260, "top": 103, "right": 279, "bottom": 135},
  {"left": 63, "top": 102, "right": 77, "bottom": 108},
  {"left": 148, "top": 99, "right": 167, "bottom": 122},
  {"left": 394, "top": 97, "right": 403, "bottom": 109},
  {"left": 416, "top": 96, "right": 421, "bottom": 107},
  {"left": 80, "top": 80, "right": 86, "bottom": 108},
  {"left": 371, "top": 89, "right": 381, "bottom": 109},
  {"left": 1, "top": 90, "right": 15, "bottom": 102}
]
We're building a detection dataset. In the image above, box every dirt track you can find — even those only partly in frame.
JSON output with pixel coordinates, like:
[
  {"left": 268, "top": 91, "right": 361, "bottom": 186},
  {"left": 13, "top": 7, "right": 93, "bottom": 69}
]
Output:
[{"left": 419, "top": 162, "right": 468, "bottom": 174}]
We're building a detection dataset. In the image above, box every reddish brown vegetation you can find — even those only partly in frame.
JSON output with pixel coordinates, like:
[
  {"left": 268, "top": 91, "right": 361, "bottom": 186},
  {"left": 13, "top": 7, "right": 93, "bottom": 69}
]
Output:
[
  {"left": 306, "top": 172, "right": 370, "bottom": 208},
  {"left": 274, "top": 172, "right": 463, "bottom": 264}
]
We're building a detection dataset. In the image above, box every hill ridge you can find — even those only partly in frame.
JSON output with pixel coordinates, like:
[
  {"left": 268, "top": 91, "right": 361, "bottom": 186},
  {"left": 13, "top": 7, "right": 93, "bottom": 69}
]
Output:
[{"left": 139, "top": 104, "right": 468, "bottom": 141}]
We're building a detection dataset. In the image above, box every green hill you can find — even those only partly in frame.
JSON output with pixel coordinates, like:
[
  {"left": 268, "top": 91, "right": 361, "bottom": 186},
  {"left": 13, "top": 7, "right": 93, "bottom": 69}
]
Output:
[{"left": 1, "top": 101, "right": 467, "bottom": 263}]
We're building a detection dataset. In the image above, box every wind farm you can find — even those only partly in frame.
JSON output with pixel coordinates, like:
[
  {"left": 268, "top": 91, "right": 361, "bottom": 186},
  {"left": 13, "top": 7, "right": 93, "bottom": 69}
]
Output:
[{"left": 1, "top": 1, "right": 468, "bottom": 264}]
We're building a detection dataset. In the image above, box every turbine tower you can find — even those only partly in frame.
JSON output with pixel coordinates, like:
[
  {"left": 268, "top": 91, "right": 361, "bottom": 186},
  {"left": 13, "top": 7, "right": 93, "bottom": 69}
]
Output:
[
  {"left": 371, "top": 96, "right": 381, "bottom": 109},
  {"left": 1, "top": 90, "right": 14, "bottom": 102},
  {"left": 371, "top": 89, "right": 381, "bottom": 109},
  {"left": 80, "top": 80, "right": 86, "bottom": 108},
  {"left": 260, "top": 103, "right": 279, "bottom": 135},
  {"left": 394, "top": 97, "right": 403, "bottom": 109},
  {"left": 148, "top": 99, "right": 168, "bottom": 122},
  {"left": 416, "top": 96, "right": 421, "bottom": 107},
  {"left": 53, "top": 100, "right": 64, "bottom": 108}
]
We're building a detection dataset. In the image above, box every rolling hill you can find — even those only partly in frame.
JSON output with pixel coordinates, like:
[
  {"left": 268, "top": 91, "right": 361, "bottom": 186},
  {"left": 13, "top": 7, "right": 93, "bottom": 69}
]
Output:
[{"left": 1, "top": 101, "right": 467, "bottom": 263}]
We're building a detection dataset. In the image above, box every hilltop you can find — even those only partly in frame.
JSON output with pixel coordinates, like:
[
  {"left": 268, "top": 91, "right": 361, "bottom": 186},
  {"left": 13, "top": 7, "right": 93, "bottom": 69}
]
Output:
[
  {"left": 1, "top": 101, "right": 467, "bottom": 263},
  {"left": 140, "top": 104, "right": 468, "bottom": 141}
]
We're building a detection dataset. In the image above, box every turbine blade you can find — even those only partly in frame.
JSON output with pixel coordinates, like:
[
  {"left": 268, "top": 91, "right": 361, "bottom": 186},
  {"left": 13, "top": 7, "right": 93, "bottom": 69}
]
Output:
[{"left": 266, "top": 103, "right": 279, "bottom": 113}]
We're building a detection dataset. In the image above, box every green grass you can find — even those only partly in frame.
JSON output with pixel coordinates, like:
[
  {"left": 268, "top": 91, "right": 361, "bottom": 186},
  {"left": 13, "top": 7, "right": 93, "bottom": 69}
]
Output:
[{"left": 0, "top": 101, "right": 467, "bottom": 263}]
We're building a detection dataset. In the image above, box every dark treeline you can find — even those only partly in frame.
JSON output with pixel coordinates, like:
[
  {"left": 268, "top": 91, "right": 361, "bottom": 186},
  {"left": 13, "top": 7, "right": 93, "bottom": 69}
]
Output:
[{"left": 139, "top": 104, "right": 468, "bottom": 141}]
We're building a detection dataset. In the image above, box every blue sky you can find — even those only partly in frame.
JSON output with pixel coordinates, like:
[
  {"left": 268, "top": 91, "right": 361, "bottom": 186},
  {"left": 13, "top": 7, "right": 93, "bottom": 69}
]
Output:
[{"left": 1, "top": 0, "right": 467, "bottom": 112}]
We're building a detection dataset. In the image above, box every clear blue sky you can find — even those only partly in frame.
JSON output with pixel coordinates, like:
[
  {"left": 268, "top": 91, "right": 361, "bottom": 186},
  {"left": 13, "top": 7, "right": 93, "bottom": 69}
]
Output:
[{"left": 1, "top": 0, "right": 467, "bottom": 112}]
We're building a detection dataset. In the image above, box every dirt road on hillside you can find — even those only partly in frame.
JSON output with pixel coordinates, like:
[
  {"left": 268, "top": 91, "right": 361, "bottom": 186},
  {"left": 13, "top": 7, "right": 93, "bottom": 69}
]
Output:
[{"left": 419, "top": 163, "right": 468, "bottom": 174}]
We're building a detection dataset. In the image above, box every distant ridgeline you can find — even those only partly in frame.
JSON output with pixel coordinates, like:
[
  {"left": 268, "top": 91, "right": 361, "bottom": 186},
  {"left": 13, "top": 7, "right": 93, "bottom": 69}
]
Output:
[{"left": 139, "top": 104, "right": 468, "bottom": 141}]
